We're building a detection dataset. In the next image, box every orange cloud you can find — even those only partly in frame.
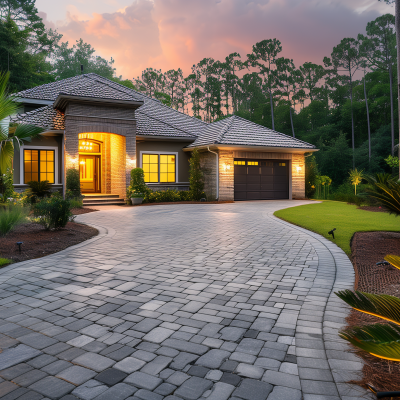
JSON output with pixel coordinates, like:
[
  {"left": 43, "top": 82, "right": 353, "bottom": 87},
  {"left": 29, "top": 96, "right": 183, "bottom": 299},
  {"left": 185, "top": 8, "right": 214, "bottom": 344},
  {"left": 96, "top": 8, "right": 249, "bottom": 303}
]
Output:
[{"left": 41, "top": 0, "right": 393, "bottom": 79}]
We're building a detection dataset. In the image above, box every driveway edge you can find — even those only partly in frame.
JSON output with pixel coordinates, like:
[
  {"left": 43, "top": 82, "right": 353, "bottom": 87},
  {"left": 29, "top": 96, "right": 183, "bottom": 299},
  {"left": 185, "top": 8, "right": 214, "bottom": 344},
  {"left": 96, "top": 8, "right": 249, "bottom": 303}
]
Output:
[{"left": 268, "top": 212, "right": 373, "bottom": 400}]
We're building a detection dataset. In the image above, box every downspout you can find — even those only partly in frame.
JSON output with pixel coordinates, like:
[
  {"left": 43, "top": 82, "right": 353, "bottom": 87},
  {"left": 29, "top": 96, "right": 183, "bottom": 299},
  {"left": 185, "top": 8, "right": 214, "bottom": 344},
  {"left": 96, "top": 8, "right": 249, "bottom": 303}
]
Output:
[{"left": 207, "top": 146, "right": 219, "bottom": 200}]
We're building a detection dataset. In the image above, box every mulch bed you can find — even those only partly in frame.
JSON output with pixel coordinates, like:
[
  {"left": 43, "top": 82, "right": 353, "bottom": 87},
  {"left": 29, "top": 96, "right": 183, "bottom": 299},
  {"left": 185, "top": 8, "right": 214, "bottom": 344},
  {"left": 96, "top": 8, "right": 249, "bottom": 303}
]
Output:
[
  {"left": 71, "top": 207, "right": 98, "bottom": 215},
  {"left": 0, "top": 222, "right": 98, "bottom": 266},
  {"left": 348, "top": 231, "right": 400, "bottom": 392}
]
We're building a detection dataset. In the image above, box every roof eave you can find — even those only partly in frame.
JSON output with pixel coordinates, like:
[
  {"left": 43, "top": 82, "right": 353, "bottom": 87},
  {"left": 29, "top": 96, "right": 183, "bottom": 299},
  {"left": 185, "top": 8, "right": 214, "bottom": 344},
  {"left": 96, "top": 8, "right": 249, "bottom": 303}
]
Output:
[
  {"left": 136, "top": 135, "right": 196, "bottom": 142},
  {"left": 13, "top": 97, "right": 54, "bottom": 106},
  {"left": 54, "top": 94, "right": 144, "bottom": 111},
  {"left": 183, "top": 144, "right": 318, "bottom": 153}
]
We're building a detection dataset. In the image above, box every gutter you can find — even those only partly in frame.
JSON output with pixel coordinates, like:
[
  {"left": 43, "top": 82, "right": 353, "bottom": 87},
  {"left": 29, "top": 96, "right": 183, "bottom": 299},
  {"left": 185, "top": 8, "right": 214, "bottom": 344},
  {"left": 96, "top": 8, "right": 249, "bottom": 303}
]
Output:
[{"left": 207, "top": 146, "right": 219, "bottom": 200}]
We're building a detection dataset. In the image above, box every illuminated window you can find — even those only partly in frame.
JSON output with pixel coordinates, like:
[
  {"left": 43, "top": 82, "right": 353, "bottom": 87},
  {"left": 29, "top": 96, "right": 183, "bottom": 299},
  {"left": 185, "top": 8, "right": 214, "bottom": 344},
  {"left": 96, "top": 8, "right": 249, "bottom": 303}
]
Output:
[
  {"left": 142, "top": 154, "right": 176, "bottom": 183},
  {"left": 234, "top": 161, "right": 246, "bottom": 165},
  {"left": 24, "top": 150, "right": 54, "bottom": 184},
  {"left": 79, "top": 139, "right": 101, "bottom": 153},
  {"left": 248, "top": 161, "right": 259, "bottom": 166},
  {"left": 279, "top": 162, "right": 286, "bottom": 167},
  {"left": 160, "top": 155, "right": 176, "bottom": 182}
]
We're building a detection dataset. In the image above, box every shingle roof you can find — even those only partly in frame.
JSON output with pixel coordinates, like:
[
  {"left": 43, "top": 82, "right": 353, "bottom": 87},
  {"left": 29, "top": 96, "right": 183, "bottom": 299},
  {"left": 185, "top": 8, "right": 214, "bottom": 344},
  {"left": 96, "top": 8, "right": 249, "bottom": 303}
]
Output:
[
  {"left": 10, "top": 106, "right": 64, "bottom": 130},
  {"left": 188, "top": 115, "right": 316, "bottom": 149},
  {"left": 13, "top": 73, "right": 206, "bottom": 138}
]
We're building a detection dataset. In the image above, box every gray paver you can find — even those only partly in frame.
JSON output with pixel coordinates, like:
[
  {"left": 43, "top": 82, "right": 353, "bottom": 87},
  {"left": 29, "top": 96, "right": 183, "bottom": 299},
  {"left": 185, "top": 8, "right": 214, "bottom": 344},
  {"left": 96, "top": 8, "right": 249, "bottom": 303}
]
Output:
[
  {"left": 196, "top": 349, "right": 230, "bottom": 369},
  {"left": 73, "top": 353, "right": 115, "bottom": 372},
  {"left": 0, "top": 345, "right": 42, "bottom": 370},
  {"left": 124, "top": 371, "right": 163, "bottom": 390},
  {"left": 174, "top": 376, "right": 213, "bottom": 400},
  {"left": 114, "top": 357, "right": 146, "bottom": 373},
  {"left": 56, "top": 365, "right": 97, "bottom": 385},
  {"left": 71, "top": 380, "right": 108, "bottom": 400},
  {"left": 233, "top": 378, "right": 273, "bottom": 400},
  {"left": 29, "top": 376, "right": 75, "bottom": 399}
]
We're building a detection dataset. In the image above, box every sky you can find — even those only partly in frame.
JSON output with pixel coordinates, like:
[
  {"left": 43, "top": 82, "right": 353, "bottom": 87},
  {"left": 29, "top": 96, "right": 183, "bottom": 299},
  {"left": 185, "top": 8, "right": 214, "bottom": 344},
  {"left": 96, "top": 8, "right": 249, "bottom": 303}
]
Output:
[{"left": 36, "top": 0, "right": 394, "bottom": 80}]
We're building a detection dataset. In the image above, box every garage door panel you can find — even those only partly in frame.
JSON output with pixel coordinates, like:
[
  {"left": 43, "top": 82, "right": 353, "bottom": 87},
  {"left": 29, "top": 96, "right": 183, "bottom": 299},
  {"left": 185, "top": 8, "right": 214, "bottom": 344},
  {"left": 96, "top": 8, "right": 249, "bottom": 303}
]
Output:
[
  {"left": 247, "top": 191, "right": 261, "bottom": 200},
  {"left": 234, "top": 158, "right": 289, "bottom": 201}
]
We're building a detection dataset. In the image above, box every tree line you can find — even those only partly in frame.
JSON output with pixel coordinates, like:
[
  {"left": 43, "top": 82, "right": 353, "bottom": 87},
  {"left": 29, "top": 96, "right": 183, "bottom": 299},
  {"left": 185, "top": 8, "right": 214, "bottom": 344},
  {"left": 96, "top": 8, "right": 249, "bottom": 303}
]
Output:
[{"left": 0, "top": 0, "right": 397, "bottom": 187}]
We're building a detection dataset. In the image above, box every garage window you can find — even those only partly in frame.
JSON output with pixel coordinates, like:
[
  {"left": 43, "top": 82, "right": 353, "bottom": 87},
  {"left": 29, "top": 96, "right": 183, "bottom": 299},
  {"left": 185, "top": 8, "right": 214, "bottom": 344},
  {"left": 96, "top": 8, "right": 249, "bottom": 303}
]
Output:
[
  {"left": 279, "top": 162, "right": 286, "bottom": 166},
  {"left": 248, "top": 161, "right": 259, "bottom": 166},
  {"left": 234, "top": 161, "right": 246, "bottom": 165}
]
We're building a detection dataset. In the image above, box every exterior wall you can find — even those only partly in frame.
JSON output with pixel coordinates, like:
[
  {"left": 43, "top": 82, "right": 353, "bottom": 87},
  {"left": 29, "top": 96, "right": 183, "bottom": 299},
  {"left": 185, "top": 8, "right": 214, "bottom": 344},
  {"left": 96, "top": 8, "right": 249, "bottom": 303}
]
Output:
[
  {"left": 199, "top": 151, "right": 218, "bottom": 201},
  {"left": 13, "top": 134, "right": 63, "bottom": 192},
  {"left": 219, "top": 150, "right": 234, "bottom": 201},
  {"left": 136, "top": 140, "right": 192, "bottom": 191},
  {"left": 64, "top": 102, "right": 137, "bottom": 198},
  {"left": 291, "top": 153, "right": 306, "bottom": 199}
]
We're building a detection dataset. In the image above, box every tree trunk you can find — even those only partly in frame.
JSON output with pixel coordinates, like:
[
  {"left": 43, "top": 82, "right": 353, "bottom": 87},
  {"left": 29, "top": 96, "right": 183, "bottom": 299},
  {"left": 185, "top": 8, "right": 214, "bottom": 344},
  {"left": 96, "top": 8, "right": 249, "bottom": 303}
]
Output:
[
  {"left": 396, "top": 0, "right": 400, "bottom": 176},
  {"left": 349, "top": 70, "right": 355, "bottom": 169},
  {"left": 363, "top": 71, "right": 371, "bottom": 163},
  {"left": 289, "top": 107, "right": 295, "bottom": 138},
  {"left": 389, "top": 63, "right": 395, "bottom": 156},
  {"left": 269, "top": 91, "right": 275, "bottom": 130}
]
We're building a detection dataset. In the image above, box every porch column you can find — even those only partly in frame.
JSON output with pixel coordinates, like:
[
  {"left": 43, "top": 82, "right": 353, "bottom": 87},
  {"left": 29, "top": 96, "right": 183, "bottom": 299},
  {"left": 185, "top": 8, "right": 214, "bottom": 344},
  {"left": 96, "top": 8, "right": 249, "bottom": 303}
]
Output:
[{"left": 125, "top": 134, "right": 136, "bottom": 191}]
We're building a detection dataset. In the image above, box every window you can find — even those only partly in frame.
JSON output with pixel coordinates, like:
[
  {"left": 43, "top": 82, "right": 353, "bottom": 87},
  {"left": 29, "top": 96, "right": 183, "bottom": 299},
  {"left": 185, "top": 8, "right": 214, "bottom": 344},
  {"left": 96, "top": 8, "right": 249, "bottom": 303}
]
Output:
[
  {"left": 24, "top": 149, "right": 54, "bottom": 184},
  {"left": 234, "top": 161, "right": 246, "bottom": 165},
  {"left": 279, "top": 162, "right": 286, "bottom": 167},
  {"left": 79, "top": 139, "right": 101, "bottom": 153},
  {"left": 248, "top": 161, "right": 259, "bottom": 166},
  {"left": 142, "top": 153, "right": 176, "bottom": 183}
]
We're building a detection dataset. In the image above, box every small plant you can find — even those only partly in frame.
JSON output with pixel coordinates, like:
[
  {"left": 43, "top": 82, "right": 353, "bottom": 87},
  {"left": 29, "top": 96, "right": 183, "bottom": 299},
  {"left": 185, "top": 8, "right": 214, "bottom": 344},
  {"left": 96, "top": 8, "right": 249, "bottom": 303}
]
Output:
[
  {"left": 0, "top": 204, "right": 28, "bottom": 236},
  {"left": 368, "top": 180, "right": 400, "bottom": 216},
  {"left": 336, "top": 254, "right": 400, "bottom": 361},
  {"left": 315, "top": 175, "right": 332, "bottom": 199},
  {"left": 33, "top": 197, "right": 73, "bottom": 230},
  {"left": 69, "top": 198, "right": 83, "bottom": 208},
  {"left": 385, "top": 155, "right": 399, "bottom": 169},
  {"left": 349, "top": 168, "right": 364, "bottom": 195},
  {"left": 0, "top": 168, "right": 15, "bottom": 200},
  {"left": 66, "top": 169, "right": 81, "bottom": 198},
  {"left": 127, "top": 168, "right": 148, "bottom": 199},
  {"left": 305, "top": 155, "right": 319, "bottom": 199},
  {"left": 26, "top": 180, "right": 51, "bottom": 203},
  {"left": 189, "top": 149, "right": 205, "bottom": 201},
  {"left": 0, "top": 258, "right": 11, "bottom": 267}
]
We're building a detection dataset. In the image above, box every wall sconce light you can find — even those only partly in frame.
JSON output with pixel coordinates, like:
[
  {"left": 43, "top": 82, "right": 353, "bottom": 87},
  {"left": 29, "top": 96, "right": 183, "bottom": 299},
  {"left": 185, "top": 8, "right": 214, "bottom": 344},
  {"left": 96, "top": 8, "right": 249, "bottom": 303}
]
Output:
[
  {"left": 128, "top": 158, "right": 136, "bottom": 168},
  {"left": 296, "top": 166, "right": 302, "bottom": 173},
  {"left": 71, "top": 157, "right": 78, "bottom": 165},
  {"left": 222, "top": 163, "right": 231, "bottom": 171}
]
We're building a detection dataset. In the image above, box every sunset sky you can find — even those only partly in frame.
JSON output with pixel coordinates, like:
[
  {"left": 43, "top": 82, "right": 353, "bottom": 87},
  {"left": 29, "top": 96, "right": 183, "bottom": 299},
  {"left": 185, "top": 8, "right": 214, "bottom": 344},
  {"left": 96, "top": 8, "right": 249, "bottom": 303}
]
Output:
[{"left": 36, "top": 0, "right": 393, "bottom": 80}]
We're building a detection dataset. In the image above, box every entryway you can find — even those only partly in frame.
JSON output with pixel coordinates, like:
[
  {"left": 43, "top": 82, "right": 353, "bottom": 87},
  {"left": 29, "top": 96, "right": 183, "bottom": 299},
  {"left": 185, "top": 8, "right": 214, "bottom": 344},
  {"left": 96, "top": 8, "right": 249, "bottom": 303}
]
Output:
[{"left": 79, "top": 138, "right": 102, "bottom": 193}]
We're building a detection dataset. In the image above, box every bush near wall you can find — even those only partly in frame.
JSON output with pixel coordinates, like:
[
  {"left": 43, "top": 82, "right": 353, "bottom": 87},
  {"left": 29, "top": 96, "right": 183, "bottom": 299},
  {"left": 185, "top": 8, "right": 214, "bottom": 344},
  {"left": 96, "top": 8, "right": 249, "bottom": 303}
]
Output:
[
  {"left": 144, "top": 189, "right": 193, "bottom": 203},
  {"left": 66, "top": 168, "right": 81, "bottom": 198}
]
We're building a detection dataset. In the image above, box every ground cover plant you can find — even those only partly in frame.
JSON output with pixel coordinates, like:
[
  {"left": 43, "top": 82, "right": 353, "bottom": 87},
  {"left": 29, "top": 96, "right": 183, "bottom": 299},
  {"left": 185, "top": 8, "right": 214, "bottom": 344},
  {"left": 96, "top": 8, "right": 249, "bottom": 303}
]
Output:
[
  {"left": 0, "top": 204, "right": 29, "bottom": 236},
  {"left": 274, "top": 201, "right": 400, "bottom": 254},
  {"left": 0, "top": 258, "right": 11, "bottom": 267}
]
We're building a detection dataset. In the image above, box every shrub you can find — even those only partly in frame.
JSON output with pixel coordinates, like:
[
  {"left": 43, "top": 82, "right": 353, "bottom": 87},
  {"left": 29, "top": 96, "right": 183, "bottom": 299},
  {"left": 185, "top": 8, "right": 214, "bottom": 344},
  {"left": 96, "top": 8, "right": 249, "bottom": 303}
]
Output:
[
  {"left": 189, "top": 149, "right": 205, "bottom": 201},
  {"left": 0, "top": 205, "right": 28, "bottom": 236},
  {"left": 69, "top": 198, "right": 83, "bottom": 208},
  {"left": 26, "top": 180, "right": 51, "bottom": 203},
  {"left": 305, "top": 155, "right": 318, "bottom": 199},
  {"left": 66, "top": 168, "right": 81, "bottom": 198},
  {"left": 0, "top": 168, "right": 15, "bottom": 201},
  {"left": 127, "top": 168, "right": 149, "bottom": 200},
  {"left": 33, "top": 197, "right": 73, "bottom": 230},
  {"left": 144, "top": 189, "right": 181, "bottom": 203},
  {"left": 178, "top": 190, "right": 192, "bottom": 201},
  {"left": 0, "top": 258, "right": 11, "bottom": 267}
]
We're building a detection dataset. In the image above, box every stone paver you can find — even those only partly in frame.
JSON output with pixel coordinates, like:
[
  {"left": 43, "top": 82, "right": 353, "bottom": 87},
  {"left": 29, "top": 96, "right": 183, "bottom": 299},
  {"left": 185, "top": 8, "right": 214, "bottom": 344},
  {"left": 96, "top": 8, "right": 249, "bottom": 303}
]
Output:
[{"left": 0, "top": 202, "right": 373, "bottom": 399}]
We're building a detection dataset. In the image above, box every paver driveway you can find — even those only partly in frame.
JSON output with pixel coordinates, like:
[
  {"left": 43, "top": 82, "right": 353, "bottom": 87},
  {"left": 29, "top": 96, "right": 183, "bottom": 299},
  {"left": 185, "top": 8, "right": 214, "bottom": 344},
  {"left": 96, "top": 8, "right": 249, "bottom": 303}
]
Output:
[{"left": 0, "top": 201, "right": 371, "bottom": 400}]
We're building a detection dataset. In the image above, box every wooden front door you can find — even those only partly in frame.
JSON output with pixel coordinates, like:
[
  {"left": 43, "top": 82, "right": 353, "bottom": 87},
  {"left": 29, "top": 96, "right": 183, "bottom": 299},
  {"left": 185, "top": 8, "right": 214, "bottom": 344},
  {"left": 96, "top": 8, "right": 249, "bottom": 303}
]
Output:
[{"left": 80, "top": 155, "right": 101, "bottom": 193}]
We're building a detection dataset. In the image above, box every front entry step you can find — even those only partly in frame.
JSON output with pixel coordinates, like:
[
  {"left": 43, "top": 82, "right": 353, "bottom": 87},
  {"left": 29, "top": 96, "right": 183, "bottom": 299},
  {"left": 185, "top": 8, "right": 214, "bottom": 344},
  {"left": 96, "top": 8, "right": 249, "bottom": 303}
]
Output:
[{"left": 82, "top": 194, "right": 125, "bottom": 206}]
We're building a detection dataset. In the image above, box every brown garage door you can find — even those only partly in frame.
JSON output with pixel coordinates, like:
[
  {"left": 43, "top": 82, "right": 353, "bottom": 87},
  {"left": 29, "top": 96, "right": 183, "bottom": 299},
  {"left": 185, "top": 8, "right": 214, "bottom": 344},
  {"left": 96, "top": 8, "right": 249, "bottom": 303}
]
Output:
[{"left": 234, "top": 159, "right": 289, "bottom": 200}]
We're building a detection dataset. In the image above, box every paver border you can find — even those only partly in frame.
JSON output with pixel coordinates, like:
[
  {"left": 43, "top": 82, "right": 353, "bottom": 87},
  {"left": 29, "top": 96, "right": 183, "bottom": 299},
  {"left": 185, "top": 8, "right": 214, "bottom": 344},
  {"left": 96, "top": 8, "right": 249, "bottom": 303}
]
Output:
[{"left": 268, "top": 211, "right": 373, "bottom": 400}]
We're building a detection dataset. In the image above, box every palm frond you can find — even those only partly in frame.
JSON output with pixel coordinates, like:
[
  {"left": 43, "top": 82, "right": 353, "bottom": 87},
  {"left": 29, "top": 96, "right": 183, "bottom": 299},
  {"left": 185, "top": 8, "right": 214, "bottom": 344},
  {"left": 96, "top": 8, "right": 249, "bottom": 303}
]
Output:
[
  {"left": 340, "top": 323, "right": 400, "bottom": 361},
  {"left": 11, "top": 124, "right": 43, "bottom": 147},
  {"left": 335, "top": 290, "right": 400, "bottom": 325},
  {"left": 0, "top": 141, "right": 14, "bottom": 175},
  {"left": 385, "top": 255, "right": 400, "bottom": 271},
  {"left": 0, "top": 72, "right": 17, "bottom": 122},
  {"left": 368, "top": 182, "right": 400, "bottom": 216}
]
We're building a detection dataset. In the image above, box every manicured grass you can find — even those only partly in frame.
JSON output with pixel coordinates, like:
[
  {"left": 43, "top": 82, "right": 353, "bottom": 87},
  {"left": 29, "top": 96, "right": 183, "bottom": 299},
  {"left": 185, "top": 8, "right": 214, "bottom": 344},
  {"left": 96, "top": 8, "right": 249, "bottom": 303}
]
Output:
[
  {"left": 274, "top": 201, "right": 400, "bottom": 255},
  {"left": 0, "top": 258, "right": 11, "bottom": 267}
]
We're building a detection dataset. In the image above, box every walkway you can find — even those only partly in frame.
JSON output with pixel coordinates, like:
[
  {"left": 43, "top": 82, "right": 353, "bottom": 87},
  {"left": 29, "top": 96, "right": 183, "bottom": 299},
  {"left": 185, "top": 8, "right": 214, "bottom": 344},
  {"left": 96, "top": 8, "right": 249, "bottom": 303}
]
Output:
[{"left": 0, "top": 201, "right": 372, "bottom": 400}]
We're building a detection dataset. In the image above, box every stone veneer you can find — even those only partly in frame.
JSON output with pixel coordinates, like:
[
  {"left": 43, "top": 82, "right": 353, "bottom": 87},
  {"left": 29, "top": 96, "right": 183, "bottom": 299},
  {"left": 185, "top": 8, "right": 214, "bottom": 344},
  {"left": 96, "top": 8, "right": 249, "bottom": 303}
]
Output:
[
  {"left": 200, "top": 149, "right": 307, "bottom": 201},
  {"left": 64, "top": 102, "right": 136, "bottom": 198}
]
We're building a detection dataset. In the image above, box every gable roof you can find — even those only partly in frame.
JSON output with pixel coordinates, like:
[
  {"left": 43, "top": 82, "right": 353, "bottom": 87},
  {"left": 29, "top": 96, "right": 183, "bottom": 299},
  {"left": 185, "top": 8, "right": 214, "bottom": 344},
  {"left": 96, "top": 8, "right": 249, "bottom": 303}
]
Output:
[
  {"left": 187, "top": 115, "right": 316, "bottom": 150},
  {"left": 13, "top": 73, "right": 206, "bottom": 138}
]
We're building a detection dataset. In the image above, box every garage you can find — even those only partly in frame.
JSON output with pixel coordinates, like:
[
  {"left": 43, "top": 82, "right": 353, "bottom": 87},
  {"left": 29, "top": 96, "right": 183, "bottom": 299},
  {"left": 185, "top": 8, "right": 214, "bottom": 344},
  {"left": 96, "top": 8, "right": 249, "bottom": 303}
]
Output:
[{"left": 234, "top": 159, "right": 289, "bottom": 200}]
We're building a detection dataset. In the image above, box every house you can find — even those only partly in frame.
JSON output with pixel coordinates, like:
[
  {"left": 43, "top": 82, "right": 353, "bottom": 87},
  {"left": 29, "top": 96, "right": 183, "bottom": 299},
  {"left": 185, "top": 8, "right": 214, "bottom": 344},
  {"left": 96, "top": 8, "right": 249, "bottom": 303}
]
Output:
[{"left": 11, "top": 73, "right": 317, "bottom": 201}]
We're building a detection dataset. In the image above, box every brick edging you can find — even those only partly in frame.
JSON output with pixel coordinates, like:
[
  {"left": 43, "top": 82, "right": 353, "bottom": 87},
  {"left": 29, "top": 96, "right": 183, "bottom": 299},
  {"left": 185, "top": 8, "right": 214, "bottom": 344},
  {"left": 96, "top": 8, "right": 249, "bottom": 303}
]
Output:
[{"left": 267, "top": 212, "right": 373, "bottom": 400}]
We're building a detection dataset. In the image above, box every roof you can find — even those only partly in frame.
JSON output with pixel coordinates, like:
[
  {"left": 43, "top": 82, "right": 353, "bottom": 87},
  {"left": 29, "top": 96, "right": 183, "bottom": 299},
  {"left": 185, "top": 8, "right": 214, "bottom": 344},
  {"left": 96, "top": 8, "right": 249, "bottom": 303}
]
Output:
[
  {"left": 11, "top": 74, "right": 315, "bottom": 150},
  {"left": 187, "top": 115, "right": 316, "bottom": 150},
  {"left": 13, "top": 73, "right": 206, "bottom": 138}
]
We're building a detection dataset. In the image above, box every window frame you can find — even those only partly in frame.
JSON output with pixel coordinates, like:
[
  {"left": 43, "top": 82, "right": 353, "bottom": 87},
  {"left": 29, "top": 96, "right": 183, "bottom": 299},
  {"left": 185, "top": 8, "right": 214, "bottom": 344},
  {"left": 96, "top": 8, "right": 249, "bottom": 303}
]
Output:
[
  {"left": 19, "top": 146, "right": 59, "bottom": 185},
  {"left": 139, "top": 151, "right": 179, "bottom": 184}
]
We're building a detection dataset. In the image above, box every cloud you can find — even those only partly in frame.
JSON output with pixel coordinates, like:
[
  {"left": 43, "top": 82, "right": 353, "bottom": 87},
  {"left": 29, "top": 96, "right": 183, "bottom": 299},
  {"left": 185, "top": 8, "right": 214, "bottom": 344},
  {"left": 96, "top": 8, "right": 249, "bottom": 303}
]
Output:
[{"left": 40, "top": 0, "right": 393, "bottom": 79}]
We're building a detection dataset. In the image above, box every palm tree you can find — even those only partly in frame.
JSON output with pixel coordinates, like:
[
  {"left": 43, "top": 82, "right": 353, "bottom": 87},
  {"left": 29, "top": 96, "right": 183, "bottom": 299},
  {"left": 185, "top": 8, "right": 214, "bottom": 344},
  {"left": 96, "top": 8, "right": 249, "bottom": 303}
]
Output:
[{"left": 0, "top": 72, "right": 43, "bottom": 175}]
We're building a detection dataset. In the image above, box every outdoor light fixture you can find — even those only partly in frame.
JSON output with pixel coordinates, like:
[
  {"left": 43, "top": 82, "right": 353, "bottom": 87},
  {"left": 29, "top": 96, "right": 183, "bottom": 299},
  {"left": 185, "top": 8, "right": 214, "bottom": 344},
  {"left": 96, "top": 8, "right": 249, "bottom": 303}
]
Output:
[
  {"left": 16, "top": 242, "right": 23, "bottom": 254},
  {"left": 328, "top": 228, "right": 336, "bottom": 239},
  {"left": 223, "top": 163, "right": 231, "bottom": 171},
  {"left": 296, "top": 166, "right": 302, "bottom": 172},
  {"left": 366, "top": 383, "right": 400, "bottom": 399},
  {"left": 376, "top": 261, "right": 390, "bottom": 266},
  {"left": 80, "top": 161, "right": 86, "bottom": 165}
]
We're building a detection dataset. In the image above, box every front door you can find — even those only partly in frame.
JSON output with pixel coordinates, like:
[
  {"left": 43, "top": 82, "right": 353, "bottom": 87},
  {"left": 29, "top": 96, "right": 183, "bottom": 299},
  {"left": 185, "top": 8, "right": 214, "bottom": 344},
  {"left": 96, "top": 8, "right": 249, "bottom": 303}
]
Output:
[{"left": 80, "top": 155, "right": 101, "bottom": 193}]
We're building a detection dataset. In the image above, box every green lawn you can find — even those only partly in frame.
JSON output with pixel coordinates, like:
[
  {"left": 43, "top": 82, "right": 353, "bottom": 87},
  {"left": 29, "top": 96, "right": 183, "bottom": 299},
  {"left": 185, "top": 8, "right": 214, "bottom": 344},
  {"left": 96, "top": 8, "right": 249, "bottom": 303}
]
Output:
[
  {"left": 0, "top": 258, "right": 11, "bottom": 267},
  {"left": 274, "top": 201, "right": 400, "bottom": 255}
]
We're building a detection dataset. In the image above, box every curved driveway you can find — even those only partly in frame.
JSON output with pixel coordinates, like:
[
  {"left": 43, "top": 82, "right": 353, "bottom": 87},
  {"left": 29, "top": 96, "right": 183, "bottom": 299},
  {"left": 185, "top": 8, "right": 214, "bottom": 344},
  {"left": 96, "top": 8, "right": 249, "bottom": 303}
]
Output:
[{"left": 0, "top": 201, "right": 372, "bottom": 400}]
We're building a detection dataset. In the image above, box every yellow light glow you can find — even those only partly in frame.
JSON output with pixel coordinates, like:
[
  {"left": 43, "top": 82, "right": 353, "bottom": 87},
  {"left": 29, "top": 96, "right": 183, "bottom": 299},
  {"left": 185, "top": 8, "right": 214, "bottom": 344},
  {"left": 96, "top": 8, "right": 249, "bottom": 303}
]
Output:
[
  {"left": 296, "top": 166, "right": 301, "bottom": 172},
  {"left": 80, "top": 161, "right": 85, "bottom": 165},
  {"left": 222, "top": 163, "right": 231, "bottom": 171}
]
